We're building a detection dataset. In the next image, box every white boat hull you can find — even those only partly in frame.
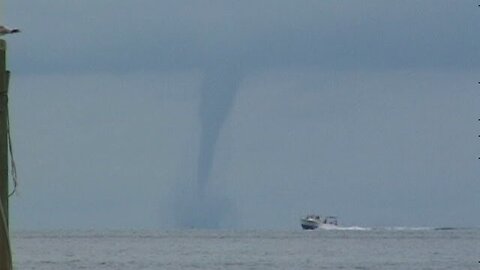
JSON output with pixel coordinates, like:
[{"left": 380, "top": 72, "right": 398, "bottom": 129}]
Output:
[
  {"left": 300, "top": 219, "right": 319, "bottom": 230},
  {"left": 301, "top": 215, "right": 338, "bottom": 230}
]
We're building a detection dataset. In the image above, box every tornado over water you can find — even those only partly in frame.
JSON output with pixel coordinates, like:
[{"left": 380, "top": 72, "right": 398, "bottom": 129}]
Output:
[
  {"left": 175, "top": 64, "right": 243, "bottom": 228},
  {"left": 197, "top": 65, "right": 243, "bottom": 193}
]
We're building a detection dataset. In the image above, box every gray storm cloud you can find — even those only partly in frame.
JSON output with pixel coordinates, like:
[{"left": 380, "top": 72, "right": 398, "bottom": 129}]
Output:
[{"left": 9, "top": 1, "right": 477, "bottom": 75}]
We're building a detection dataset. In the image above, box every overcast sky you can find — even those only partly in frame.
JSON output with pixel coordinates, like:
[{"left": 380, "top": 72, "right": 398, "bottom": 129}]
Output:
[{"left": 2, "top": 1, "right": 480, "bottom": 230}]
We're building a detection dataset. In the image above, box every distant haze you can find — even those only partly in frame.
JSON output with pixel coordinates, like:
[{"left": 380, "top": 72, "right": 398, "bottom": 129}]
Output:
[{"left": 4, "top": 1, "right": 480, "bottom": 230}]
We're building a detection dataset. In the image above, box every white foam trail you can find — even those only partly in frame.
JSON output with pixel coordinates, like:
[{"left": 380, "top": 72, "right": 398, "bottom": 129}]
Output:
[{"left": 319, "top": 225, "right": 372, "bottom": 231}]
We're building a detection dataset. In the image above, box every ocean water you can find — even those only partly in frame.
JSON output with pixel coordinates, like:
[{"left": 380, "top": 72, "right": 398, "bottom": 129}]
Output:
[{"left": 11, "top": 228, "right": 480, "bottom": 270}]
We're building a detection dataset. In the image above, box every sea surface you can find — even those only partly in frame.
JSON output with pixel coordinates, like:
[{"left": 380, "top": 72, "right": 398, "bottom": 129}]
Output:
[{"left": 11, "top": 228, "right": 480, "bottom": 270}]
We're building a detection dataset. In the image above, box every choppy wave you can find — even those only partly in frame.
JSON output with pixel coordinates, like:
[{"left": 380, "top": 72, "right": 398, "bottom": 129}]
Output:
[
  {"left": 433, "top": 227, "right": 460, "bottom": 231},
  {"left": 14, "top": 229, "right": 479, "bottom": 270}
]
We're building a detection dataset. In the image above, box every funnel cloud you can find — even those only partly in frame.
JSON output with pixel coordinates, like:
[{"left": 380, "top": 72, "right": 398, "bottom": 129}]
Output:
[{"left": 175, "top": 64, "right": 243, "bottom": 228}]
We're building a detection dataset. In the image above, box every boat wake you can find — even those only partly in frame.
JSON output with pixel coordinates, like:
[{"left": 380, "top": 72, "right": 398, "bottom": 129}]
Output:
[
  {"left": 383, "top": 227, "right": 434, "bottom": 231},
  {"left": 303, "top": 225, "right": 464, "bottom": 232},
  {"left": 379, "top": 227, "right": 464, "bottom": 231},
  {"left": 320, "top": 225, "right": 371, "bottom": 231}
]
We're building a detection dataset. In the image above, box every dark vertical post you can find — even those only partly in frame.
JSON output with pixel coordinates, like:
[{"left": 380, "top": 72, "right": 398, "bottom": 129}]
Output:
[
  {"left": 0, "top": 39, "right": 12, "bottom": 270},
  {"left": 0, "top": 39, "right": 8, "bottom": 227}
]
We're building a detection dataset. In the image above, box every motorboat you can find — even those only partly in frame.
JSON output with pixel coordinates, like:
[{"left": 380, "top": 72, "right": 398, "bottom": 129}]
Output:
[
  {"left": 300, "top": 215, "right": 321, "bottom": 230},
  {"left": 300, "top": 215, "right": 338, "bottom": 230}
]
